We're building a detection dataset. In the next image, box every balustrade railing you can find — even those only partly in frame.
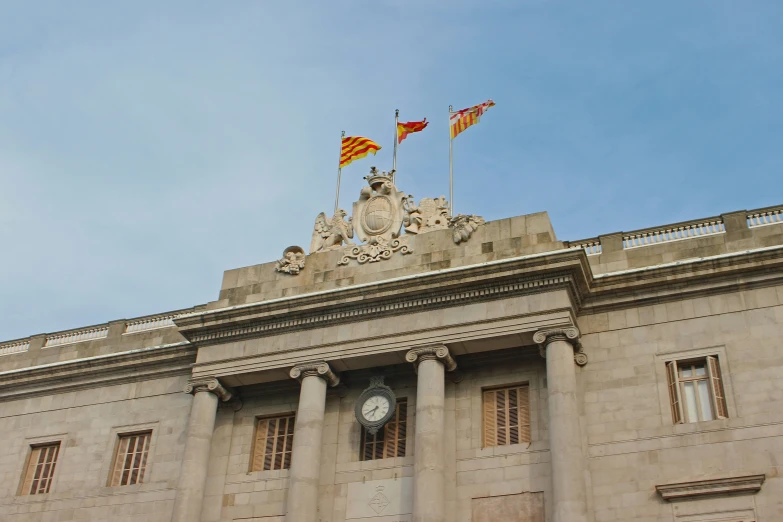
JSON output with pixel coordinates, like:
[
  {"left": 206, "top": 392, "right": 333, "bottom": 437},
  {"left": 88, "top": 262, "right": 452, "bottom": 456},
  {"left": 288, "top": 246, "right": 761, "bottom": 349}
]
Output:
[
  {"left": 623, "top": 219, "right": 725, "bottom": 249},
  {"left": 44, "top": 327, "right": 109, "bottom": 348},
  {"left": 124, "top": 313, "right": 180, "bottom": 334},
  {"left": 0, "top": 340, "right": 30, "bottom": 357},
  {"left": 566, "top": 239, "right": 602, "bottom": 255},
  {"left": 747, "top": 207, "right": 783, "bottom": 228}
]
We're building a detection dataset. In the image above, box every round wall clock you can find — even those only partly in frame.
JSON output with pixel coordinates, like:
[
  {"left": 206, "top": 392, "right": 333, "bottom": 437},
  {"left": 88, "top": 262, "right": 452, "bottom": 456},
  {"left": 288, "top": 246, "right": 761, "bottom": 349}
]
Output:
[{"left": 355, "top": 377, "right": 396, "bottom": 435}]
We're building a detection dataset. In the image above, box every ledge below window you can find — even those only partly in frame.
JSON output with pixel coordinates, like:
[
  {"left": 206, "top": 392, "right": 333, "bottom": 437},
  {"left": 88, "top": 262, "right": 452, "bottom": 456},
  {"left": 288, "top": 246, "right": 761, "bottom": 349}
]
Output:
[{"left": 655, "top": 474, "right": 765, "bottom": 501}]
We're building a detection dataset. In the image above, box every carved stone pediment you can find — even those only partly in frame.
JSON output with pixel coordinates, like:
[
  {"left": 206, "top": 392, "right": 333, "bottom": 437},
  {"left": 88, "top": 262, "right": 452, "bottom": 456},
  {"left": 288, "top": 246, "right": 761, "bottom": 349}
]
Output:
[{"left": 655, "top": 474, "right": 765, "bottom": 501}]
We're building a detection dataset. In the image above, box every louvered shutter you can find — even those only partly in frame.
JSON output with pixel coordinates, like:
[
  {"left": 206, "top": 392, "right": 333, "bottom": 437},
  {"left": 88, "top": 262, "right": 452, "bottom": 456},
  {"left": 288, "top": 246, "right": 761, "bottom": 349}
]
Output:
[
  {"left": 666, "top": 361, "right": 683, "bottom": 424},
  {"left": 483, "top": 386, "right": 531, "bottom": 448},
  {"left": 706, "top": 356, "right": 728, "bottom": 419},
  {"left": 251, "top": 415, "right": 295, "bottom": 471}
]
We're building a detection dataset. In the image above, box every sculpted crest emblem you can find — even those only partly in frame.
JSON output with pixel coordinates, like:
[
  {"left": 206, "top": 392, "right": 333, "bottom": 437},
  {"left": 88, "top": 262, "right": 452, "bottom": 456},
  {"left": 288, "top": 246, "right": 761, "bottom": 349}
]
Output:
[{"left": 338, "top": 168, "right": 413, "bottom": 265}]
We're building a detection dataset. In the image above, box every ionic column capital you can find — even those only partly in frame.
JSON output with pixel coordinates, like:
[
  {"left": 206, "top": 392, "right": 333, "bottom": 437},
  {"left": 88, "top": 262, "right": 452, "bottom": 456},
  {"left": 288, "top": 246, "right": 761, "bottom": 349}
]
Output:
[
  {"left": 534, "top": 327, "right": 587, "bottom": 366},
  {"left": 289, "top": 361, "right": 341, "bottom": 387},
  {"left": 405, "top": 344, "right": 457, "bottom": 372},
  {"left": 184, "top": 377, "right": 233, "bottom": 402}
]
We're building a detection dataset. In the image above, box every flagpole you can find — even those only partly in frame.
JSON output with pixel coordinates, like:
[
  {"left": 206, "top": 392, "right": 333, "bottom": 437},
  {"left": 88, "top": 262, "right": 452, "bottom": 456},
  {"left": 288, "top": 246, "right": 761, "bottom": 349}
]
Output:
[
  {"left": 448, "top": 105, "right": 454, "bottom": 217},
  {"left": 334, "top": 130, "right": 345, "bottom": 215},
  {"left": 393, "top": 109, "right": 399, "bottom": 183}
]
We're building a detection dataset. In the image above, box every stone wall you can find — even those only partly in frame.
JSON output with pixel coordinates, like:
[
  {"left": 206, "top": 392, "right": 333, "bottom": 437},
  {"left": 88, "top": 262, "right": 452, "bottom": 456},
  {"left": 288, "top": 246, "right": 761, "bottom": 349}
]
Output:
[{"left": 0, "top": 375, "right": 192, "bottom": 522}]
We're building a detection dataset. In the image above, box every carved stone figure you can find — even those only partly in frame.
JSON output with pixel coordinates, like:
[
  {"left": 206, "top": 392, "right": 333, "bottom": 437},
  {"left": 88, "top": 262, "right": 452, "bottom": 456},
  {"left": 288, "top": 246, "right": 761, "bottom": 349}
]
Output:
[
  {"left": 449, "top": 214, "right": 486, "bottom": 244},
  {"left": 310, "top": 210, "right": 355, "bottom": 253},
  {"left": 404, "top": 196, "right": 450, "bottom": 234},
  {"left": 275, "top": 246, "right": 306, "bottom": 275}
]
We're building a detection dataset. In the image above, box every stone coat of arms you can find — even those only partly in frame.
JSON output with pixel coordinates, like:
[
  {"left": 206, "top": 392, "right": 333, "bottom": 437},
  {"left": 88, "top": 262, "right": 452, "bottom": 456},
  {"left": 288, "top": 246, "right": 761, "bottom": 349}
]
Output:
[{"left": 339, "top": 168, "right": 412, "bottom": 265}]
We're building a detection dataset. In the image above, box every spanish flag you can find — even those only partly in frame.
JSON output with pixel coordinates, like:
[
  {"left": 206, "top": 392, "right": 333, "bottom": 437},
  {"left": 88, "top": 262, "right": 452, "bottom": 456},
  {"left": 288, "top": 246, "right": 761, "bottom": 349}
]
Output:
[
  {"left": 449, "top": 100, "right": 495, "bottom": 139},
  {"left": 397, "top": 118, "right": 429, "bottom": 144},
  {"left": 340, "top": 136, "right": 382, "bottom": 168}
]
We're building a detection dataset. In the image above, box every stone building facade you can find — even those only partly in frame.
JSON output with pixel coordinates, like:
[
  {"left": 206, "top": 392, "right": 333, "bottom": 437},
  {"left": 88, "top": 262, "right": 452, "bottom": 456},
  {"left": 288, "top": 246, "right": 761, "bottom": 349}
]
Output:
[{"left": 1, "top": 182, "right": 782, "bottom": 522}]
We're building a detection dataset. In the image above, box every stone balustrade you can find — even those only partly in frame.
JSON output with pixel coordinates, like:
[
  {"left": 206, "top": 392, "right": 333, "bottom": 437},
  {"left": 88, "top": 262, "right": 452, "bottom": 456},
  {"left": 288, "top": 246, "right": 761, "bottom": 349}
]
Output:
[
  {"left": 0, "top": 340, "right": 30, "bottom": 357},
  {"left": 124, "top": 313, "right": 181, "bottom": 334},
  {"left": 623, "top": 218, "right": 725, "bottom": 249},
  {"left": 565, "top": 238, "right": 602, "bottom": 255},
  {"left": 748, "top": 206, "right": 783, "bottom": 228},
  {"left": 44, "top": 326, "right": 109, "bottom": 348}
]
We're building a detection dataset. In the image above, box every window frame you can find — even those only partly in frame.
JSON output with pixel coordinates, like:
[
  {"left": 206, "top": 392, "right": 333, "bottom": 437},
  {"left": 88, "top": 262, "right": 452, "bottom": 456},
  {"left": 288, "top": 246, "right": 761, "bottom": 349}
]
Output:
[
  {"left": 360, "top": 399, "right": 408, "bottom": 461},
  {"left": 250, "top": 413, "right": 296, "bottom": 472},
  {"left": 659, "top": 348, "right": 733, "bottom": 426},
  {"left": 108, "top": 430, "right": 153, "bottom": 487},
  {"left": 482, "top": 383, "right": 532, "bottom": 449},
  {"left": 19, "top": 442, "right": 62, "bottom": 496}
]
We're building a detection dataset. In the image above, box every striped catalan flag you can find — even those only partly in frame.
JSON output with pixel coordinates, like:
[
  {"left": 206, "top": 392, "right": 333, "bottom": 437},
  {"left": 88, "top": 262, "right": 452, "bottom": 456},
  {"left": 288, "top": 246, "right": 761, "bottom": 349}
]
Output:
[
  {"left": 397, "top": 118, "right": 429, "bottom": 144},
  {"left": 340, "top": 136, "right": 382, "bottom": 168},
  {"left": 449, "top": 99, "right": 495, "bottom": 139}
]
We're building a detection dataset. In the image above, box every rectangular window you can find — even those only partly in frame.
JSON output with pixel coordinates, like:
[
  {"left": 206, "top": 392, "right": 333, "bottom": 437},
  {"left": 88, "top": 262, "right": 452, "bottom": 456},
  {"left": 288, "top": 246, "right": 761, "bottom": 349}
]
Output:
[
  {"left": 251, "top": 414, "right": 295, "bottom": 471},
  {"left": 666, "top": 356, "right": 727, "bottom": 424},
  {"left": 109, "top": 432, "right": 151, "bottom": 486},
  {"left": 21, "top": 443, "right": 60, "bottom": 495},
  {"left": 483, "top": 385, "right": 531, "bottom": 447},
  {"left": 362, "top": 400, "right": 407, "bottom": 461}
]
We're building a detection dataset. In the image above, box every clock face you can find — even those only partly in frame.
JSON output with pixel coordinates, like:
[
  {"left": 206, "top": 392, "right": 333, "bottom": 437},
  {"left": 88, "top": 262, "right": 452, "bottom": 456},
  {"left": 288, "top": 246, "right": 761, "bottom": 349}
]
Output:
[{"left": 361, "top": 395, "right": 391, "bottom": 422}]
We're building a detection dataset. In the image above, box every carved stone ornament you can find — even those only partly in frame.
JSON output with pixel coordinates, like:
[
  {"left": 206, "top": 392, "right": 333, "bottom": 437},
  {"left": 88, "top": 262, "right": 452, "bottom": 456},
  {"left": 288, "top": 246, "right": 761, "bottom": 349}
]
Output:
[
  {"left": 655, "top": 474, "right": 765, "bottom": 501},
  {"left": 338, "top": 167, "right": 412, "bottom": 265},
  {"left": 184, "top": 377, "right": 233, "bottom": 402},
  {"left": 275, "top": 246, "right": 306, "bottom": 275},
  {"left": 449, "top": 214, "right": 485, "bottom": 244},
  {"left": 405, "top": 344, "right": 457, "bottom": 372},
  {"left": 404, "top": 196, "right": 450, "bottom": 234},
  {"left": 289, "top": 361, "right": 341, "bottom": 387},
  {"left": 338, "top": 236, "right": 411, "bottom": 265},
  {"left": 533, "top": 327, "right": 588, "bottom": 366},
  {"left": 310, "top": 209, "right": 355, "bottom": 253},
  {"left": 354, "top": 376, "right": 397, "bottom": 435}
]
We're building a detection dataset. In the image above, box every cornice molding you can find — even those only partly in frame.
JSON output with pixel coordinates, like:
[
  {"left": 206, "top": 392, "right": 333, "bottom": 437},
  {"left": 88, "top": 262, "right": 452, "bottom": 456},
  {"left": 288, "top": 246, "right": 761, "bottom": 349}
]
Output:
[
  {"left": 405, "top": 345, "right": 457, "bottom": 372},
  {"left": 185, "top": 377, "right": 233, "bottom": 401},
  {"left": 0, "top": 342, "right": 196, "bottom": 402},
  {"left": 655, "top": 474, "right": 765, "bottom": 501},
  {"left": 289, "top": 361, "right": 341, "bottom": 387},
  {"left": 178, "top": 253, "right": 589, "bottom": 347}
]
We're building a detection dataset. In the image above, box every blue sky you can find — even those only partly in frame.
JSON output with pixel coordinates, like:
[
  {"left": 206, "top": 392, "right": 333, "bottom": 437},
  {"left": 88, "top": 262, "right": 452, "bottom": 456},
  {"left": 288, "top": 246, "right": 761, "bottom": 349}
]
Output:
[{"left": 1, "top": 1, "right": 782, "bottom": 340}]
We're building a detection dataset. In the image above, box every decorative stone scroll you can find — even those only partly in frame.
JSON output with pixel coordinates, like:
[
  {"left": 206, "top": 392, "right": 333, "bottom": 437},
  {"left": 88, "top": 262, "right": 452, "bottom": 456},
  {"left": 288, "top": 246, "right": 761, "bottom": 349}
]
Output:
[
  {"left": 184, "top": 377, "right": 233, "bottom": 401},
  {"left": 533, "top": 327, "right": 588, "bottom": 366},
  {"left": 449, "top": 214, "right": 485, "bottom": 244},
  {"left": 338, "top": 236, "right": 412, "bottom": 265},
  {"left": 405, "top": 344, "right": 457, "bottom": 372},
  {"left": 275, "top": 246, "right": 306, "bottom": 275},
  {"left": 289, "top": 361, "right": 341, "bottom": 387}
]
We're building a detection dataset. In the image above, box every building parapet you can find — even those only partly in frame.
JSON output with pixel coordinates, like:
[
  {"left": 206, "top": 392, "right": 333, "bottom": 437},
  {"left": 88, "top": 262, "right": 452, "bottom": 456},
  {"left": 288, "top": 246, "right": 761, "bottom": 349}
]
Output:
[
  {"left": 565, "top": 238, "right": 602, "bottom": 256},
  {"left": 124, "top": 312, "right": 187, "bottom": 334},
  {"left": 44, "top": 326, "right": 109, "bottom": 348},
  {"left": 747, "top": 205, "right": 783, "bottom": 228},
  {"left": 0, "top": 340, "right": 30, "bottom": 357},
  {"left": 622, "top": 217, "right": 725, "bottom": 249}
]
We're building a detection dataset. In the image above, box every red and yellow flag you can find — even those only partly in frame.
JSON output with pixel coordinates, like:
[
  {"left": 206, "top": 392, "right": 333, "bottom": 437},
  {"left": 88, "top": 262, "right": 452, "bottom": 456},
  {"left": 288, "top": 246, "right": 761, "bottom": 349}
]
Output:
[
  {"left": 449, "top": 99, "right": 495, "bottom": 139},
  {"left": 397, "top": 118, "right": 429, "bottom": 144},
  {"left": 340, "top": 136, "right": 381, "bottom": 168}
]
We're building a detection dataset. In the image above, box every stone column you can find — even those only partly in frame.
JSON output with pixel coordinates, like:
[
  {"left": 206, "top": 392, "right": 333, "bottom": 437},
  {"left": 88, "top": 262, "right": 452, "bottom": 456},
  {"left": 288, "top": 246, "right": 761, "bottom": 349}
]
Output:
[
  {"left": 405, "top": 345, "right": 457, "bottom": 522},
  {"left": 171, "top": 377, "right": 233, "bottom": 522},
  {"left": 285, "top": 362, "right": 341, "bottom": 522},
  {"left": 534, "top": 327, "right": 588, "bottom": 522}
]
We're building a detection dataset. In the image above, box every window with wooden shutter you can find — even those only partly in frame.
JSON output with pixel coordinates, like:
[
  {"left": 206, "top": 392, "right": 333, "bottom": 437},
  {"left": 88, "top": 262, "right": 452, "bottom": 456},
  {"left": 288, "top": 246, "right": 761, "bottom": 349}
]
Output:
[
  {"left": 20, "top": 443, "right": 60, "bottom": 495},
  {"left": 251, "top": 414, "right": 295, "bottom": 472},
  {"left": 361, "top": 400, "right": 407, "bottom": 461},
  {"left": 483, "top": 385, "right": 531, "bottom": 448},
  {"left": 109, "top": 432, "right": 151, "bottom": 486},
  {"left": 666, "top": 357, "right": 728, "bottom": 424}
]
